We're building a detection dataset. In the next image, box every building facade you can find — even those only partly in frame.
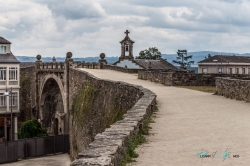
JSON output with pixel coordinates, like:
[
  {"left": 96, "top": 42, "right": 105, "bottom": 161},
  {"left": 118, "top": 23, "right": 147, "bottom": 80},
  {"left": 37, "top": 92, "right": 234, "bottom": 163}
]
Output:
[
  {"left": 0, "top": 37, "right": 20, "bottom": 141},
  {"left": 198, "top": 55, "right": 250, "bottom": 74}
]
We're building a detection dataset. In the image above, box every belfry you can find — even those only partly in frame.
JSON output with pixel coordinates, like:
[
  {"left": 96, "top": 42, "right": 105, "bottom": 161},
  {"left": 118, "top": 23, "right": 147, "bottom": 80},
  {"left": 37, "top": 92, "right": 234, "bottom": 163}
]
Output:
[{"left": 119, "top": 30, "right": 135, "bottom": 60}]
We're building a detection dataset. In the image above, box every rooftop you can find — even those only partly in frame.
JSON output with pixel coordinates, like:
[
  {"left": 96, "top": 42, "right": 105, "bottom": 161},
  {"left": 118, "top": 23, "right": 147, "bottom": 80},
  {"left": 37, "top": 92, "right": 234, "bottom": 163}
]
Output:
[
  {"left": 134, "top": 58, "right": 178, "bottom": 70},
  {"left": 20, "top": 62, "right": 35, "bottom": 68},
  {"left": 198, "top": 55, "right": 250, "bottom": 63},
  {"left": 0, "top": 37, "right": 11, "bottom": 44},
  {"left": 0, "top": 53, "right": 20, "bottom": 63}
]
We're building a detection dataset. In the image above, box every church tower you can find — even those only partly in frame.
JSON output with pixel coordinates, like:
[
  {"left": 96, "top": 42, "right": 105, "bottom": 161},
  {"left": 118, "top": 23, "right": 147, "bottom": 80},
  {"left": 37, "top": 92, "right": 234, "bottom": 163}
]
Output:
[{"left": 119, "top": 30, "right": 135, "bottom": 60}]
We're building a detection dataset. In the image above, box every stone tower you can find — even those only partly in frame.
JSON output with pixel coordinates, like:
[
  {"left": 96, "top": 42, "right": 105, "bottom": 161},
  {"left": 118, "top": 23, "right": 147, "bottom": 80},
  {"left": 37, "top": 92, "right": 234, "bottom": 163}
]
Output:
[{"left": 119, "top": 30, "right": 135, "bottom": 60}]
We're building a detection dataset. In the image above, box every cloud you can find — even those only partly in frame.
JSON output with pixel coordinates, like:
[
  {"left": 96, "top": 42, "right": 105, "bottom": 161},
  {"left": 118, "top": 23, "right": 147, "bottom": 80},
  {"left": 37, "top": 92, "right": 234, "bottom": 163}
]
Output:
[
  {"left": 43, "top": 0, "right": 106, "bottom": 20},
  {"left": 0, "top": 0, "right": 250, "bottom": 58}
]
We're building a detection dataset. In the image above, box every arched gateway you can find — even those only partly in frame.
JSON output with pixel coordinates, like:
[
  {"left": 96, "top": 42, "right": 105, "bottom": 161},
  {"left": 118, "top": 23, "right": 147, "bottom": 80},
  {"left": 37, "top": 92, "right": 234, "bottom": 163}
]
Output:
[{"left": 35, "top": 53, "right": 73, "bottom": 135}]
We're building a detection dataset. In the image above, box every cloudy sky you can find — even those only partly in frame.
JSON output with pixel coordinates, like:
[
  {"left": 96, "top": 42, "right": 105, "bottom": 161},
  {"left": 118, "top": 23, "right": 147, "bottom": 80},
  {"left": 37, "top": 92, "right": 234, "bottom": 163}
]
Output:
[{"left": 1, "top": 0, "right": 250, "bottom": 58}]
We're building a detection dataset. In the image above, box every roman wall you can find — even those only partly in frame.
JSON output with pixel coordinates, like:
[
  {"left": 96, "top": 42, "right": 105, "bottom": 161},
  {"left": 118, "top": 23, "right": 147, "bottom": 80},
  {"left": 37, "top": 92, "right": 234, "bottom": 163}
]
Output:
[
  {"left": 138, "top": 70, "right": 250, "bottom": 86},
  {"left": 19, "top": 66, "right": 37, "bottom": 125},
  {"left": 216, "top": 77, "right": 250, "bottom": 101},
  {"left": 69, "top": 68, "right": 156, "bottom": 165}
]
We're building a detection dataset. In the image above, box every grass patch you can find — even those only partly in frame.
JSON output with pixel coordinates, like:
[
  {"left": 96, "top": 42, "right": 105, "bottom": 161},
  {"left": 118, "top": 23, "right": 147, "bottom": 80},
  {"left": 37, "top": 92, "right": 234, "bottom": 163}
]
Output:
[
  {"left": 121, "top": 105, "right": 158, "bottom": 165},
  {"left": 176, "top": 86, "right": 216, "bottom": 93}
]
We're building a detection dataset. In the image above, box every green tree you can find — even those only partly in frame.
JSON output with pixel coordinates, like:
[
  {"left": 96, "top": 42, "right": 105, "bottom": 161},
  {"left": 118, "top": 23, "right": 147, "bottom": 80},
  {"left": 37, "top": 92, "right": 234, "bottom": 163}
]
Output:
[
  {"left": 18, "top": 119, "right": 48, "bottom": 139},
  {"left": 172, "top": 49, "right": 194, "bottom": 69},
  {"left": 136, "top": 47, "right": 162, "bottom": 60}
]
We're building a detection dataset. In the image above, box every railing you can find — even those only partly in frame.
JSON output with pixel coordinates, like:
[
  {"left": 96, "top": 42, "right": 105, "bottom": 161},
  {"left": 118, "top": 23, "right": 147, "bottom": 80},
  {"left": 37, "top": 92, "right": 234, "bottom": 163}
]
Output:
[
  {"left": 37, "top": 62, "right": 65, "bottom": 70},
  {"left": 0, "top": 134, "right": 69, "bottom": 164},
  {"left": 75, "top": 62, "right": 99, "bottom": 69}
]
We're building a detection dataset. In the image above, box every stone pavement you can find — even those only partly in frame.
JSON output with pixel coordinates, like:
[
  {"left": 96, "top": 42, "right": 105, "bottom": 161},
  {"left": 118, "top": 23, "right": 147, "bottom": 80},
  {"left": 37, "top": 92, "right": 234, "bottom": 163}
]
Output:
[
  {"left": 81, "top": 69, "right": 250, "bottom": 166},
  {"left": 1, "top": 154, "right": 71, "bottom": 166}
]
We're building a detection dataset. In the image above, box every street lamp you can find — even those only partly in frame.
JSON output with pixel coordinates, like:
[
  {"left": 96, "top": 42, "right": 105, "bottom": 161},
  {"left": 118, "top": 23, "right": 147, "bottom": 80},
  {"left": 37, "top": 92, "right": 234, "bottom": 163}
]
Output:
[{"left": 3, "top": 87, "right": 13, "bottom": 141}]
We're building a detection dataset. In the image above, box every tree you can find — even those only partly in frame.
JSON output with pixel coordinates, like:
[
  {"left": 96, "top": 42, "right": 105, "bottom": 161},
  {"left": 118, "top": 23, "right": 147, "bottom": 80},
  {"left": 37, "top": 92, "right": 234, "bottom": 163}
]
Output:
[
  {"left": 18, "top": 119, "right": 48, "bottom": 139},
  {"left": 172, "top": 49, "right": 194, "bottom": 69},
  {"left": 136, "top": 47, "right": 162, "bottom": 60}
]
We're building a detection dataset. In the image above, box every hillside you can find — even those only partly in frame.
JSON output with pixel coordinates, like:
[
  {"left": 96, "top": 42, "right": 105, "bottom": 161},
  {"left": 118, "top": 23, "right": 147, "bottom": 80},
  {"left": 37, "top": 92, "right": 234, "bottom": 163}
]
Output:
[{"left": 17, "top": 51, "right": 250, "bottom": 65}]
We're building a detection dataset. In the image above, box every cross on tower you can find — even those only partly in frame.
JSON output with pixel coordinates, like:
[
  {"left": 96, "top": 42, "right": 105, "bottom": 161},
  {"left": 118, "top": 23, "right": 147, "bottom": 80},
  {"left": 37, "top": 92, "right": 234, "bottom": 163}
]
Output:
[{"left": 124, "top": 30, "right": 130, "bottom": 37}]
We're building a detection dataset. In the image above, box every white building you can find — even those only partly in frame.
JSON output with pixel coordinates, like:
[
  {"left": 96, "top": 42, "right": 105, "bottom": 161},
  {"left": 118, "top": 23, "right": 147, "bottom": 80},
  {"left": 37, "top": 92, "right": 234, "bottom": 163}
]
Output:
[
  {"left": 0, "top": 37, "right": 20, "bottom": 141},
  {"left": 198, "top": 55, "right": 250, "bottom": 74}
]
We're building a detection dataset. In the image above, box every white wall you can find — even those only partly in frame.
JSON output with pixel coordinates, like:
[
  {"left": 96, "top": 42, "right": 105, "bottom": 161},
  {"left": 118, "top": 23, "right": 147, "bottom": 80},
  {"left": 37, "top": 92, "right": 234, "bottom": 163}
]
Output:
[
  {"left": 116, "top": 60, "right": 142, "bottom": 69},
  {"left": 0, "top": 44, "right": 11, "bottom": 53},
  {"left": 198, "top": 64, "right": 250, "bottom": 74},
  {"left": 0, "top": 63, "right": 20, "bottom": 114}
]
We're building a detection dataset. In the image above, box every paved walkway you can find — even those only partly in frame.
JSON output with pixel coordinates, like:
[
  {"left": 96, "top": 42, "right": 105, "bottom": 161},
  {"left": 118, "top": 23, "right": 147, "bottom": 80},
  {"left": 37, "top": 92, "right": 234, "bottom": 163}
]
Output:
[
  {"left": 1, "top": 154, "right": 71, "bottom": 166},
  {"left": 82, "top": 69, "right": 250, "bottom": 166}
]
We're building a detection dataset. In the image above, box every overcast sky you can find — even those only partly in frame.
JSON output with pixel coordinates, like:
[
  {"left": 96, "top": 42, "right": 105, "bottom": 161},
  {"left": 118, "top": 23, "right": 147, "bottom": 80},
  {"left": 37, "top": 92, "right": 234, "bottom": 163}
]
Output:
[{"left": 1, "top": 0, "right": 250, "bottom": 58}]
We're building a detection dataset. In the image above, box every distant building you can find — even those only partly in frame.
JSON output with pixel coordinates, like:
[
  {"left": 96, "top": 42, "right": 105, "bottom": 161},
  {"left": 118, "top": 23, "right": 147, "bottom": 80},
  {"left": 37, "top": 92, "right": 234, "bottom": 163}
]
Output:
[
  {"left": 0, "top": 37, "right": 20, "bottom": 141},
  {"left": 198, "top": 55, "right": 250, "bottom": 74},
  {"left": 113, "top": 30, "right": 177, "bottom": 70}
]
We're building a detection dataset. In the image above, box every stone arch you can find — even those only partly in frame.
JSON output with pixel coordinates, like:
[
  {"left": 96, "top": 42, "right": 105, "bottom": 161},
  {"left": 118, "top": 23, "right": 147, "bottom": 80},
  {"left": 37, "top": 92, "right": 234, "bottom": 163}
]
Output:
[{"left": 39, "top": 74, "right": 66, "bottom": 135}]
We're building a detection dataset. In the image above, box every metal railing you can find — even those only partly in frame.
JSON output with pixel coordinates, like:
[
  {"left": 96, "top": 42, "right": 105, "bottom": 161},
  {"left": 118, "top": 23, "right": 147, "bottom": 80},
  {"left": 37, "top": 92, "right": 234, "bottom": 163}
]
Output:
[{"left": 0, "top": 134, "right": 69, "bottom": 164}]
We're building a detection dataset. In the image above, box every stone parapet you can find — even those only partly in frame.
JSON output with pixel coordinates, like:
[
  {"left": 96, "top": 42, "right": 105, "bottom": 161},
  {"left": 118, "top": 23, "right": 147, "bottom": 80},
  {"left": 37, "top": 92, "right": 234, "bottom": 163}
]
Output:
[
  {"left": 104, "top": 64, "right": 142, "bottom": 74},
  {"left": 216, "top": 77, "right": 250, "bottom": 101},
  {"left": 70, "top": 69, "right": 156, "bottom": 166},
  {"left": 36, "top": 62, "right": 65, "bottom": 70},
  {"left": 138, "top": 70, "right": 250, "bottom": 86}
]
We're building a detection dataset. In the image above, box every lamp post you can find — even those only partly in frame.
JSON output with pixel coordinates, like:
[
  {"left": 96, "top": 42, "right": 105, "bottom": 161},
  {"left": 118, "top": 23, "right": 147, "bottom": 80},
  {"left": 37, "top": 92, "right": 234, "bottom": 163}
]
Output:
[{"left": 4, "top": 87, "right": 13, "bottom": 141}]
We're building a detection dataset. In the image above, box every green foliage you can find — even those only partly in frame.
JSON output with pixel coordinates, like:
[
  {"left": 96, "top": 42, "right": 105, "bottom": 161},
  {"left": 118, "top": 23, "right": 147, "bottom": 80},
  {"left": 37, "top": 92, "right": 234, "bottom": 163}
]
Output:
[
  {"left": 172, "top": 49, "right": 194, "bottom": 69},
  {"left": 18, "top": 119, "right": 47, "bottom": 139},
  {"left": 121, "top": 133, "right": 146, "bottom": 165},
  {"left": 71, "top": 83, "right": 98, "bottom": 127},
  {"left": 121, "top": 104, "right": 158, "bottom": 165},
  {"left": 136, "top": 47, "right": 162, "bottom": 60}
]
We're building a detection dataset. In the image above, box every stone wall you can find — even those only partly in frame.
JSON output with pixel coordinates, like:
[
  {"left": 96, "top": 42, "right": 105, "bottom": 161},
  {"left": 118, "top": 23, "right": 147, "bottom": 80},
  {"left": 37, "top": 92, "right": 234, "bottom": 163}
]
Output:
[
  {"left": 69, "top": 68, "right": 156, "bottom": 164},
  {"left": 104, "top": 64, "right": 142, "bottom": 73},
  {"left": 138, "top": 70, "right": 250, "bottom": 86},
  {"left": 74, "top": 61, "right": 142, "bottom": 73},
  {"left": 216, "top": 77, "right": 250, "bottom": 101},
  {"left": 19, "top": 66, "right": 37, "bottom": 125},
  {"left": 69, "top": 68, "right": 156, "bottom": 165}
]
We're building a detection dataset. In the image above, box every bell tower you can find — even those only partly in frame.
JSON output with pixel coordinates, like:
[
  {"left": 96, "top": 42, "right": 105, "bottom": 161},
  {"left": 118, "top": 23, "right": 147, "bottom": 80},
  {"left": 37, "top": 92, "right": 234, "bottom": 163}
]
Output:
[{"left": 119, "top": 30, "right": 135, "bottom": 60}]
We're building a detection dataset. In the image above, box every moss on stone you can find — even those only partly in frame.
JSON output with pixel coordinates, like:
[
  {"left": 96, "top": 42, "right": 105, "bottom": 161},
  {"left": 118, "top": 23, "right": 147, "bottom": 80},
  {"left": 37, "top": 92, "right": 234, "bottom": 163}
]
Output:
[
  {"left": 107, "top": 107, "right": 124, "bottom": 127},
  {"left": 71, "top": 82, "right": 98, "bottom": 127}
]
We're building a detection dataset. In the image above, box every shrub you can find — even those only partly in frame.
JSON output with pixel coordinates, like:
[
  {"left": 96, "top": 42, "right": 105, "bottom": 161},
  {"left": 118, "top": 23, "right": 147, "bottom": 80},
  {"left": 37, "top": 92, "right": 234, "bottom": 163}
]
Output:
[{"left": 18, "top": 119, "right": 48, "bottom": 139}]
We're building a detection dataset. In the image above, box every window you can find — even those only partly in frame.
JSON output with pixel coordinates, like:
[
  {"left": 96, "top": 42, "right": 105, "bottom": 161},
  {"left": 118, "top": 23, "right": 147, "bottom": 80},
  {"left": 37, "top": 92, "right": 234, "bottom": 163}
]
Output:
[
  {"left": 218, "top": 68, "right": 222, "bottom": 73},
  {"left": 9, "top": 67, "right": 18, "bottom": 80},
  {"left": 0, "top": 46, "right": 6, "bottom": 53},
  {"left": 0, "top": 94, "right": 6, "bottom": 106},
  {"left": 243, "top": 68, "right": 246, "bottom": 74},
  {"left": 202, "top": 68, "right": 207, "bottom": 73},
  {"left": 236, "top": 68, "right": 239, "bottom": 74},
  {"left": 0, "top": 67, "right": 6, "bottom": 80},
  {"left": 9, "top": 92, "right": 17, "bottom": 106},
  {"left": 125, "top": 44, "right": 129, "bottom": 52},
  {"left": 229, "top": 68, "right": 232, "bottom": 74}
]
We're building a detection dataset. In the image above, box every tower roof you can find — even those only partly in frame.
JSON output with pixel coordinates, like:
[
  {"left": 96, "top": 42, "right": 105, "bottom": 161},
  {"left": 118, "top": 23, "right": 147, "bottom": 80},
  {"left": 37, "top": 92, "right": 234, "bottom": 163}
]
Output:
[{"left": 120, "top": 30, "right": 134, "bottom": 43}]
